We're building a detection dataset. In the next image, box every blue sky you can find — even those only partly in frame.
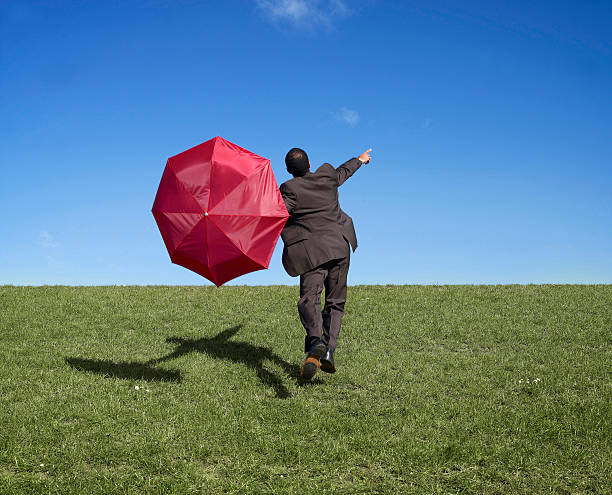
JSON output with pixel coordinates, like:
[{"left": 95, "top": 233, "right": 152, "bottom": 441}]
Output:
[{"left": 1, "top": 0, "right": 611, "bottom": 285}]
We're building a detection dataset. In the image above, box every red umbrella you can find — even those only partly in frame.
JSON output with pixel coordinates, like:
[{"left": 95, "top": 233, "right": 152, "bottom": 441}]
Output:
[{"left": 152, "top": 136, "right": 289, "bottom": 286}]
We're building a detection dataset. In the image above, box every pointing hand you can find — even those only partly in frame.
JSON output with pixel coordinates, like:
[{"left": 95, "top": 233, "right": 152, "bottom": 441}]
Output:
[{"left": 358, "top": 148, "right": 372, "bottom": 164}]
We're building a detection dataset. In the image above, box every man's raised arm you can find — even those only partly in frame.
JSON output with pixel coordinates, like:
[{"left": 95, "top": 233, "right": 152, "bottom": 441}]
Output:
[{"left": 336, "top": 148, "right": 372, "bottom": 186}]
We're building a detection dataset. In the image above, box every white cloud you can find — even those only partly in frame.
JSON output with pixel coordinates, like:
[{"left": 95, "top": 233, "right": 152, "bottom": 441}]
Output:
[
  {"left": 256, "top": 0, "right": 348, "bottom": 27},
  {"left": 336, "top": 107, "right": 360, "bottom": 127},
  {"left": 39, "top": 231, "right": 58, "bottom": 248}
]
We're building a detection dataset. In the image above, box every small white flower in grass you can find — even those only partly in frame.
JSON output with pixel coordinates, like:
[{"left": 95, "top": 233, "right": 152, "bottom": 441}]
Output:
[
  {"left": 518, "top": 377, "right": 541, "bottom": 385},
  {"left": 135, "top": 385, "right": 140, "bottom": 390},
  {"left": 40, "top": 463, "right": 44, "bottom": 467}
]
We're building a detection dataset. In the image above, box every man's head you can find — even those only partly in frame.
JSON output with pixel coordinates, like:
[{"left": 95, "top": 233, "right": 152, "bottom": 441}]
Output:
[{"left": 285, "top": 147, "right": 310, "bottom": 177}]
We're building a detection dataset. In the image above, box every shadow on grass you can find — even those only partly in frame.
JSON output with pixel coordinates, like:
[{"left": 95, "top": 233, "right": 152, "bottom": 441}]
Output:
[
  {"left": 148, "top": 325, "right": 304, "bottom": 399},
  {"left": 65, "top": 325, "right": 310, "bottom": 398},
  {"left": 65, "top": 357, "right": 182, "bottom": 382}
]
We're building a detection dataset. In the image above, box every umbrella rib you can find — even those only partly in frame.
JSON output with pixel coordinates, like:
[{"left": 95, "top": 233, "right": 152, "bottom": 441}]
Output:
[
  {"left": 172, "top": 216, "right": 206, "bottom": 260},
  {"left": 203, "top": 219, "right": 219, "bottom": 286},
  {"left": 207, "top": 215, "right": 266, "bottom": 269},
  {"left": 168, "top": 165, "right": 206, "bottom": 214},
  {"left": 205, "top": 151, "right": 214, "bottom": 284},
  {"left": 208, "top": 214, "right": 288, "bottom": 218},
  {"left": 208, "top": 162, "right": 269, "bottom": 213},
  {"left": 171, "top": 217, "right": 219, "bottom": 286}
]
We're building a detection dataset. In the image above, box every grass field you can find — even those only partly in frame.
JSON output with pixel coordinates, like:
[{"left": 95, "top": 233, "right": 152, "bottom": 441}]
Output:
[{"left": 0, "top": 285, "right": 610, "bottom": 494}]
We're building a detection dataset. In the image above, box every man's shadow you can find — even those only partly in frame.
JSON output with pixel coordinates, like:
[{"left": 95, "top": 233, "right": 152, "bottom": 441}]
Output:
[{"left": 66, "top": 325, "right": 307, "bottom": 399}]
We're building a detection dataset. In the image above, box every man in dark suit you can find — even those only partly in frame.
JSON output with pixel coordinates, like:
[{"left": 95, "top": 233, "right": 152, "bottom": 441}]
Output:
[{"left": 279, "top": 147, "right": 372, "bottom": 380}]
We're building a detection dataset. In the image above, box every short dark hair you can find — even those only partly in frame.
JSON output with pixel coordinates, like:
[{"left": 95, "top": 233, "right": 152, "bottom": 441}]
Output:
[{"left": 285, "top": 148, "right": 309, "bottom": 177}]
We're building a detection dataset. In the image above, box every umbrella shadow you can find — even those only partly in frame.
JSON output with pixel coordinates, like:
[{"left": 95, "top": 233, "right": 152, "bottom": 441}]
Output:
[
  {"left": 65, "top": 325, "right": 308, "bottom": 399},
  {"left": 65, "top": 356, "right": 182, "bottom": 382},
  {"left": 147, "top": 325, "right": 303, "bottom": 399}
]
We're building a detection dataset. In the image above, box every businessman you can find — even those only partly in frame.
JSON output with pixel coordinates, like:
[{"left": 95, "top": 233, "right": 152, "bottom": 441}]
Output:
[{"left": 279, "top": 147, "right": 372, "bottom": 380}]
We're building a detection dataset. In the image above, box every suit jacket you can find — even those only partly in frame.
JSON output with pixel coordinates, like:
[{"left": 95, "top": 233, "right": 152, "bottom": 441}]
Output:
[{"left": 279, "top": 157, "right": 362, "bottom": 277}]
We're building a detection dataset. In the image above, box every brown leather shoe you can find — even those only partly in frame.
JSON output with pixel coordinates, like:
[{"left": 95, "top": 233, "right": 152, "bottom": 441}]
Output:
[{"left": 300, "top": 342, "right": 326, "bottom": 380}]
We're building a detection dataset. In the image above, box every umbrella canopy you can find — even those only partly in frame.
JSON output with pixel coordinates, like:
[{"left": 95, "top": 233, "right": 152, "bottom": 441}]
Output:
[{"left": 152, "top": 136, "right": 289, "bottom": 286}]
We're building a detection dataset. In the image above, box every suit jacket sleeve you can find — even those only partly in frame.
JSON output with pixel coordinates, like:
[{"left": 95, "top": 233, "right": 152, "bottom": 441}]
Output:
[
  {"left": 279, "top": 183, "right": 296, "bottom": 214},
  {"left": 335, "top": 157, "right": 363, "bottom": 186}
]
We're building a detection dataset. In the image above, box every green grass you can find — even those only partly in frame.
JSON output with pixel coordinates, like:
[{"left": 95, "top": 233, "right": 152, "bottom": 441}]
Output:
[{"left": 0, "top": 285, "right": 610, "bottom": 494}]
